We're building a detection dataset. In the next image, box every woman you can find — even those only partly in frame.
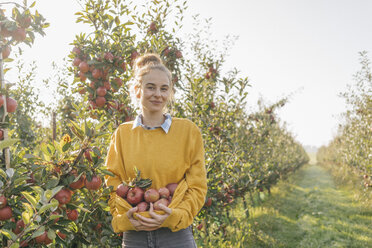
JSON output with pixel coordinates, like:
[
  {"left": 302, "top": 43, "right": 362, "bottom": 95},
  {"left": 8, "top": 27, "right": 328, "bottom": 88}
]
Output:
[{"left": 104, "top": 53, "right": 207, "bottom": 248}]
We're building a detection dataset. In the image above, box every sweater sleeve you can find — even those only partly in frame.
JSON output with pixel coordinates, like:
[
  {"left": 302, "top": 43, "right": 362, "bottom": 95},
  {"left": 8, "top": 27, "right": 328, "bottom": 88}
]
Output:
[
  {"left": 161, "top": 125, "right": 207, "bottom": 231},
  {"left": 104, "top": 127, "right": 136, "bottom": 232}
]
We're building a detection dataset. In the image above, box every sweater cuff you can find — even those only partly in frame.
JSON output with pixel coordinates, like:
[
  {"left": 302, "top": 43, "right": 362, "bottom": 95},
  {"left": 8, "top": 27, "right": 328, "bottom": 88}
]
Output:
[
  {"left": 161, "top": 208, "right": 182, "bottom": 231},
  {"left": 112, "top": 213, "right": 136, "bottom": 233}
]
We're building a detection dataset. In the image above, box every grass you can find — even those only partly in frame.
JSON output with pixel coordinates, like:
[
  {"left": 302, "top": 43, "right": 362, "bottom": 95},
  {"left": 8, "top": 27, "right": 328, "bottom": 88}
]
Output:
[{"left": 197, "top": 164, "right": 372, "bottom": 247}]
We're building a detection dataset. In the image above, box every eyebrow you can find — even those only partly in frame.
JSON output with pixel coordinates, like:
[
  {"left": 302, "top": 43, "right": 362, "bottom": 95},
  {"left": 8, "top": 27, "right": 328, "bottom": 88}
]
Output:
[{"left": 145, "top": 82, "right": 169, "bottom": 87}]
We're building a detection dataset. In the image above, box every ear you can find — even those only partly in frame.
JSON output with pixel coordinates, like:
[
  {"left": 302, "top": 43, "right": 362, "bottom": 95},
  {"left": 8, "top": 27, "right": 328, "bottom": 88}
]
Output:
[{"left": 134, "top": 85, "right": 141, "bottom": 98}]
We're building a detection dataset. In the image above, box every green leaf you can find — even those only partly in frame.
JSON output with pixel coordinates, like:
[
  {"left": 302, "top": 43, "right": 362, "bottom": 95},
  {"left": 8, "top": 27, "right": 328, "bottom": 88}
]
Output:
[
  {"left": 9, "top": 243, "right": 19, "bottom": 248},
  {"left": 39, "top": 201, "right": 58, "bottom": 214},
  {"left": 47, "top": 229, "right": 56, "bottom": 240},
  {"left": 0, "top": 168, "right": 6, "bottom": 179},
  {"left": 101, "top": 169, "right": 115, "bottom": 177},
  {"left": 0, "top": 229, "right": 13, "bottom": 239},
  {"left": 22, "top": 202, "right": 34, "bottom": 224},
  {"left": 6, "top": 168, "right": 15, "bottom": 178},
  {"left": 22, "top": 192, "right": 38, "bottom": 208},
  {"left": 30, "top": 1, "right": 36, "bottom": 8},
  {"left": 0, "top": 138, "right": 20, "bottom": 150},
  {"left": 62, "top": 142, "right": 71, "bottom": 152},
  {"left": 31, "top": 226, "right": 45, "bottom": 238}
]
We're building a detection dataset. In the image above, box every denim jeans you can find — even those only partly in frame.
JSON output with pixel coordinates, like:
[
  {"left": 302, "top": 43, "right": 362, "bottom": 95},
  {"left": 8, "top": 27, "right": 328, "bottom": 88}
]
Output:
[{"left": 122, "top": 226, "right": 197, "bottom": 248}]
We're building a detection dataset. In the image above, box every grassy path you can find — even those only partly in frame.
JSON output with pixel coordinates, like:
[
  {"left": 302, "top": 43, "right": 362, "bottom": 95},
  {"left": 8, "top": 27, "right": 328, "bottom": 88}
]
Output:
[{"left": 248, "top": 164, "right": 372, "bottom": 247}]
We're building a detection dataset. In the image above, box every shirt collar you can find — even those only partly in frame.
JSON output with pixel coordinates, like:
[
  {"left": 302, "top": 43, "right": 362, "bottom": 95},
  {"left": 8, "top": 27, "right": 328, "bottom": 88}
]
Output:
[{"left": 132, "top": 113, "right": 172, "bottom": 134}]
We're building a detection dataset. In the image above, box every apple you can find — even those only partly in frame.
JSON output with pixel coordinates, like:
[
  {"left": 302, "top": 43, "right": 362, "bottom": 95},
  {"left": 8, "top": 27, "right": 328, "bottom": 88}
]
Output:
[
  {"left": 79, "top": 71, "right": 87, "bottom": 82},
  {"left": 0, "top": 195, "right": 7, "bottom": 208},
  {"left": 0, "top": 95, "right": 4, "bottom": 107},
  {"left": 175, "top": 50, "right": 182, "bottom": 59},
  {"left": 149, "top": 21, "right": 157, "bottom": 33},
  {"left": 363, "top": 175, "right": 369, "bottom": 179},
  {"left": 96, "top": 86, "right": 107, "bottom": 97},
  {"left": 18, "top": 16, "right": 32, "bottom": 28},
  {"left": 2, "top": 46, "right": 10, "bottom": 59},
  {"left": 54, "top": 188, "right": 72, "bottom": 205},
  {"left": 92, "top": 68, "right": 103, "bottom": 79},
  {"left": 153, "top": 198, "right": 169, "bottom": 211},
  {"left": 6, "top": 97, "right": 17, "bottom": 113},
  {"left": 137, "top": 201, "right": 149, "bottom": 212},
  {"left": 85, "top": 175, "right": 102, "bottom": 190},
  {"left": 126, "top": 187, "right": 144, "bottom": 205},
  {"left": 116, "top": 183, "right": 129, "bottom": 198},
  {"left": 0, "top": 206, "right": 13, "bottom": 221},
  {"left": 84, "top": 148, "right": 93, "bottom": 162},
  {"left": 103, "top": 81, "right": 111, "bottom": 90},
  {"left": 113, "top": 77, "right": 123, "bottom": 88},
  {"left": 72, "top": 47, "right": 81, "bottom": 55},
  {"left": 35, "top": 232, "right": 47, "bottom": 244},
  {"left": 163, "top": 47, "right": 170, "bottom": 56},
  {"left": 144, "top": 189, "right": 160, "bottom": 203},
  {"left": 0, "top": 129, "right": 3, "bottom": 140},
  {"left": 197, "top": 223, "right": 203, "bottom": 230},
  {"left": 67, "top": 209, "right": 79, "bottom": 221},
  {"left": 12, "top": 27, "right": 26, "bottom": 42},
  {"left": 158, "top": 187, "right": 170, "bottom": 199},
  {"left": 204, "top": 197, "right": 212, "bottom": 207},
  {"left": 57, "top": 231, "right": 66, "bottom": 240},
  {"left": 95, "top": 96, "right": 106, "bottom": 108},
  {"left": 13, "top": 219, "right": 25, "bottom": 234},
  {"left": 20, "top": 240, "right": 29, "bottom": 247},
  {"left": 69, "top": 174, "right": 86, "bottom": 189},
  {"left": 79, "top": 61, "right": 89, "bottom": 73},
  {"left": 104, "top": 52, "right": 114, "bottom": 61},
  {"left": 73, "top": 57, "right": 82, "bottom": 67},
  {"left": 166, "top": 183, "right": 178, "bottom": 196}
]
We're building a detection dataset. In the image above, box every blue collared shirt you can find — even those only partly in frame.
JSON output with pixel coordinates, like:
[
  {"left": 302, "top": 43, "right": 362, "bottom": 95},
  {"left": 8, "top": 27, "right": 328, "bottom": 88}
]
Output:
[{"left": 132, "top": 113, "right": 172, "bottom": 134}]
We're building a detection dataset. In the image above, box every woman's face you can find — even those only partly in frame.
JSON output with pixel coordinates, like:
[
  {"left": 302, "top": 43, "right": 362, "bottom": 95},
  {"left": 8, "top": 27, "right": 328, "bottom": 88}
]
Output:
[{"left": 136, "top": 69, "right": 171, "bottom": 115}]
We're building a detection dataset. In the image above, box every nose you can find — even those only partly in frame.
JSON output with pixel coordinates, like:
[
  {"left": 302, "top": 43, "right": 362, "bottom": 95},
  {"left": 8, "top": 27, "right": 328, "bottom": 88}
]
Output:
[{"left": 154, "top": 88, "right": 161, "bottom": 97}]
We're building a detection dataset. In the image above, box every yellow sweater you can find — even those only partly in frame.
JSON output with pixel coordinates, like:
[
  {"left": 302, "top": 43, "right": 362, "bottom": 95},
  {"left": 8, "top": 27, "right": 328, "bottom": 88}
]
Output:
[{"left": 104, "top": 117, "right": 207, "bottom": 233}]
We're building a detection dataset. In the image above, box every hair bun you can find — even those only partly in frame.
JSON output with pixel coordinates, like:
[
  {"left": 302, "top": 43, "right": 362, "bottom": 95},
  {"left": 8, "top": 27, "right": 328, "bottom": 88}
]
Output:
[{"left": 134, "top": 53, "right": 162, "bottom": 71}]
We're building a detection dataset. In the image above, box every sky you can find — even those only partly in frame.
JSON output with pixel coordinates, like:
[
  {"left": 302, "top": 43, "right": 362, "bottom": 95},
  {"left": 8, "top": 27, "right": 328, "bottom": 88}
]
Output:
[{"left": 4, "top": 0, "right": 372, "bottom": 148}]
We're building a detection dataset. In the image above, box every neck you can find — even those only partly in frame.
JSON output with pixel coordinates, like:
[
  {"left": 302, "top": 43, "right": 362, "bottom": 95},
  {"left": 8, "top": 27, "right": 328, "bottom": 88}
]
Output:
[{"left": 141, "top": 111, "right": 165, "bottom": 127}]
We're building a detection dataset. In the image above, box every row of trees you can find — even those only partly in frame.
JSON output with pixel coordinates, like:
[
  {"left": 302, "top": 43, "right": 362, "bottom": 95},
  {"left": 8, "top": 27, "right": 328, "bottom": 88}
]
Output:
[
  {"left": 317, "top": 51, "right": 372, "bottom": 192},
  {"left": 1, "top": 0, "right": 308, "bottom": 247}
]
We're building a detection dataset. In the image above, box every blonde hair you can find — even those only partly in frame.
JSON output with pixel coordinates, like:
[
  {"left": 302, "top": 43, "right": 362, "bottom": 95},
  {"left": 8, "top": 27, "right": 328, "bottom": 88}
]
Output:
[{"left": 131, "top": 53, "right": 175, "bottom": 113}]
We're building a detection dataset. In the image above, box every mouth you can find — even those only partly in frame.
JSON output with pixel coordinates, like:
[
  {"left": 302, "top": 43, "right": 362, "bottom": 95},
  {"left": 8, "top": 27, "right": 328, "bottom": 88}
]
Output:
[{"left": 151, "top": 101, "right": 162, "bottom": 104}]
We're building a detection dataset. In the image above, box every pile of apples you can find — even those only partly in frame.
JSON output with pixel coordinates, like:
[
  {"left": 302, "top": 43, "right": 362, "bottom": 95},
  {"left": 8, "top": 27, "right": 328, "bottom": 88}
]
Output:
[{"left": 116, "top": 183, "right": 178, "bottom": 212}]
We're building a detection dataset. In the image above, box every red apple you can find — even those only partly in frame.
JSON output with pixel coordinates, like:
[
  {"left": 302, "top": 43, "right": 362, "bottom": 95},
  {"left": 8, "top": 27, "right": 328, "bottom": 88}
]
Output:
[
  {"left": 96, "top": 86, "right": 107, "bottom": 97},
  {"left": 166, "top": 183, "right": 178, "bottom": 196},
  {"left": 137, "top": 201, "right": 149, "bottom": 212},
  {"left": 69, "top": 174, "right": 85, "bottom": 189},
  {"left": 126, "top": 187, "right": 144, "bottom": 205},
  {"left": 175, "top": 50, "right": 182, "bottom": 58},
  {"left": 6, "top": 97, "right": 17, "bottom": 113},
  {"left": 204, "top": 198, "right": 212, "bottom": 207},
  {"left": 85, "top": 175, "right": 102, "bottom": 190},
  {"left": 67, "top": 209, "right": 79, "bottom": 221},
  {"left": 35, "top": 231, "right": 47, "bottom": 244},
  {"left": 54, "top": 188, "right": 72, "bottom": 205},
  {"left": 79, "top": 61, "right": 89, "bottom": 73},
  {"left": 144, "top": 189, "right": 160, "bottom": 203},
  {"left": 0, "top": 195, "right": 7, "bottom": 208},
  {"left": 13, "top": 219, "right": 25, "bottom": 234},
  {"left": 95, "top": 96, "right": 106, "bottom": 108},
  {"left": 72, "top": 47, "right": 81, "bottom": 55},
  {"left": 197, "top": 223, "right": 203, "bottom": 230},
  {"left": 57, "top": 231, "right": 66, "bottom": 240},
  {"left": 104, "top": 52, "right": 114, "bottom": 61},
  {"left": 0, "top": 206, "right": 13, "bottom": 221},
  {"left": 158, "top": 187, "right": 170, "bottom": 199},
  {"left": 12, "top": 27, "right": 26, "bottom": 42},
  {"left": 92, "top": 68, "right": 103, "bottom": 79},
  {"left": 153, "top": 198, "right": 169, "bottom": 211},
  {"left": 2, "top": 46, "right": 10, "bottom": 59},
  {"left": 116, "top": 183, "right": 129, "bottom": 198}
]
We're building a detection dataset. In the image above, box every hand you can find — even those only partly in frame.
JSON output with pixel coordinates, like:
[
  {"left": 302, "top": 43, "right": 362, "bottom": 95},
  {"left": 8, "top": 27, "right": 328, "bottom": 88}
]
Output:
[{"left": 127, "top": 203, "right": 172, "bottom": 231}]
